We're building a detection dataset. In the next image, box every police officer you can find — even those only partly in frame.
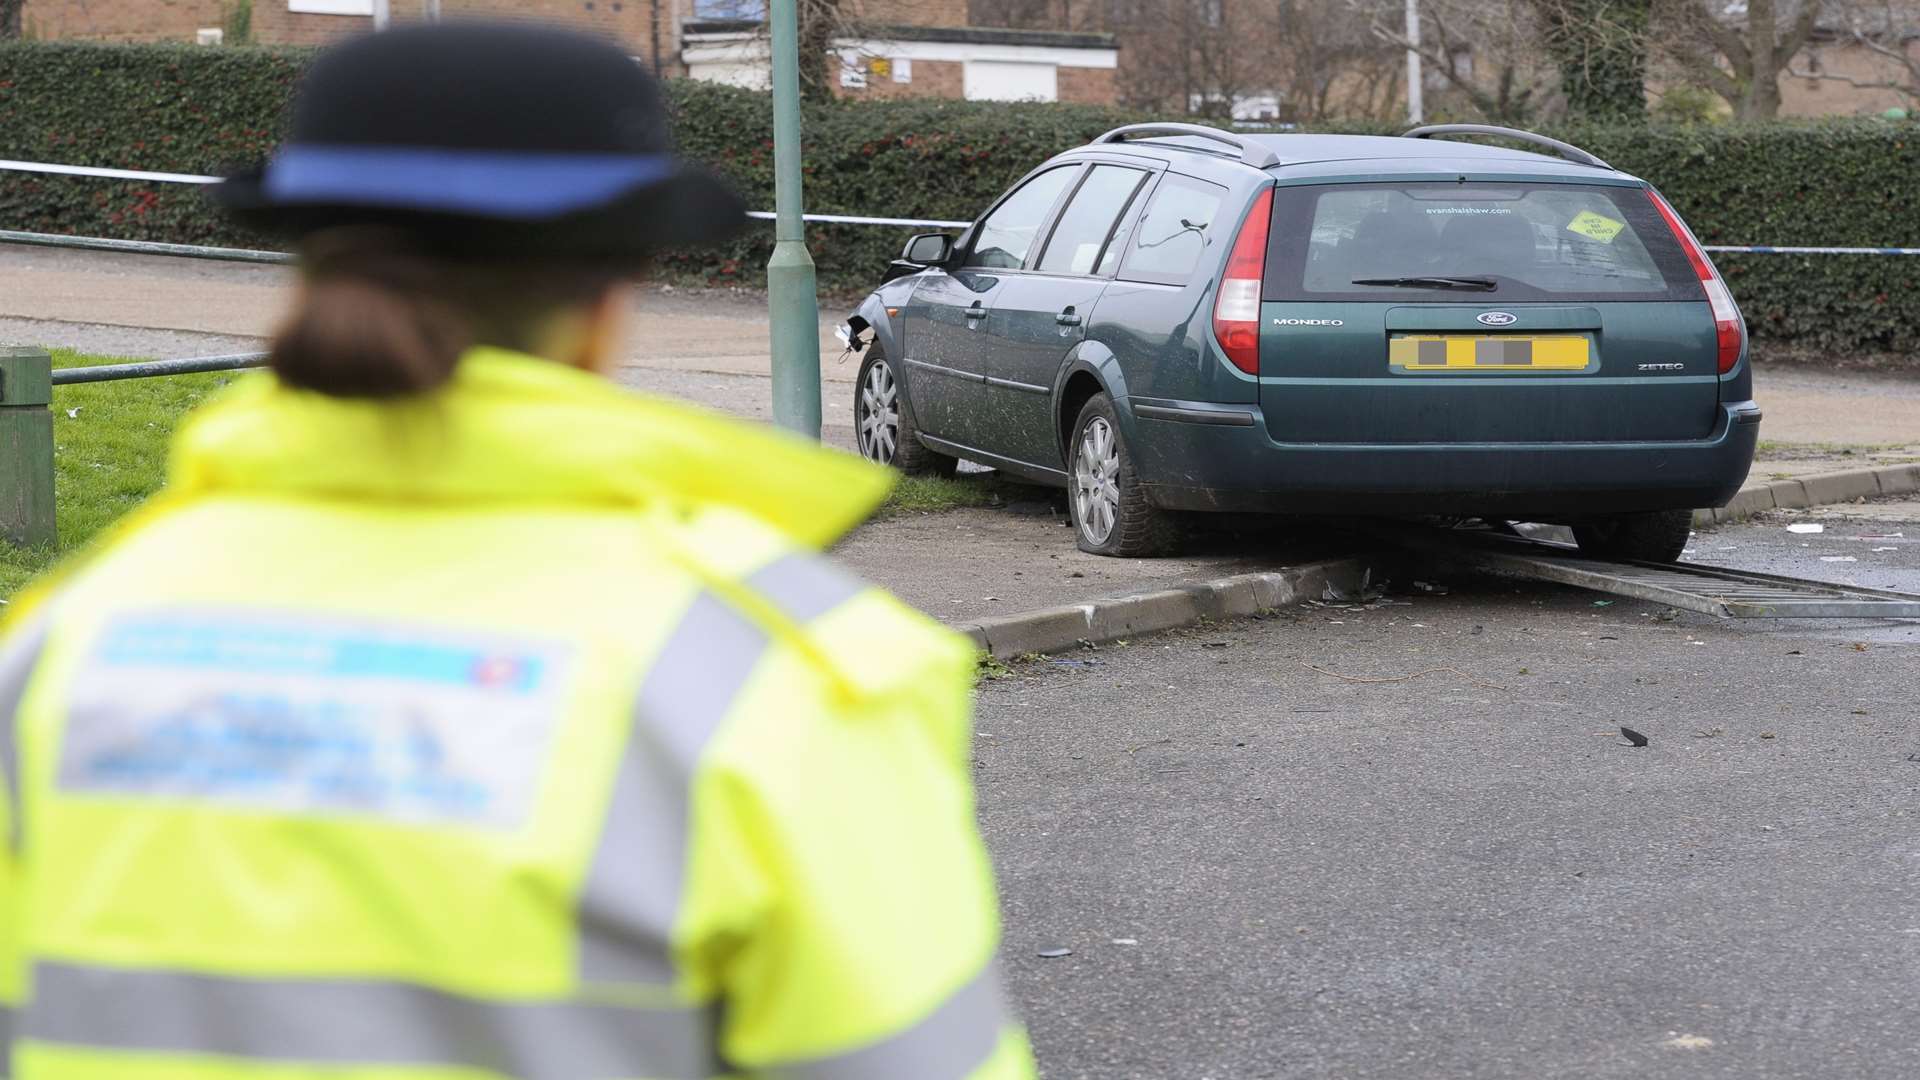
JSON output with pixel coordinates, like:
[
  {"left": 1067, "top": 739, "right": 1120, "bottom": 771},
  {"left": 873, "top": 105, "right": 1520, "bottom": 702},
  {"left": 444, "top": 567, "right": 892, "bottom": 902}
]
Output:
[{"left": 0, "top": 22, "right": 1035, "bottom": 1080}]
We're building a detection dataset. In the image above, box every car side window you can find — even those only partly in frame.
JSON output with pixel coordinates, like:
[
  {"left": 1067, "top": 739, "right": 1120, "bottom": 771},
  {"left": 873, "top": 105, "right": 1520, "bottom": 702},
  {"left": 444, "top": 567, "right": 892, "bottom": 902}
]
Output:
[
  {"left": 1036, "top": 165, "right": 1148, "bottom": 276},
  {"left": 1120, "top": 173, "right": 1227, "bottom": 284},
  {"left": 965, "top": 166, "right": 1079, "bottom": 270}
]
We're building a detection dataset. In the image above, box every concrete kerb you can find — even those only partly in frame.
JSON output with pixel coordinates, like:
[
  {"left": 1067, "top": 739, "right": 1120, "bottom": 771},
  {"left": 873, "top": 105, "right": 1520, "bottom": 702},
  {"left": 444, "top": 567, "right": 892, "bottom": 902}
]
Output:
[
  {"left": 953, "top": 555, "right": 1388, "bottom": 657},
  {"left": 1696, "top": 463, "right": 1920, "bottom": 527},
  {"left": 951, "top": 463, "right": 1918, "bottom": 660}
]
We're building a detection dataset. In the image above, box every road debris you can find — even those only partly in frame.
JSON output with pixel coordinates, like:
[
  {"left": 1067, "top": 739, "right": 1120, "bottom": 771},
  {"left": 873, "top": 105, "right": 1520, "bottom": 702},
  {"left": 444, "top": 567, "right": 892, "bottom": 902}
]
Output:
[
  {"left": 1786, "top": 523, "right": 1824, "bottom": 534},
  {"left": 1620, "top": 726, "right": 1650, "bottom": 747},
  {"left": 1037, "top": 948, "right": 1072, "bottom": 959},
  {"left": 1820, "top": 556, "right": 1858, "bottom": 563},
  {"left": 1321, "top": 569, "right": 1381, "bottom": 603}
]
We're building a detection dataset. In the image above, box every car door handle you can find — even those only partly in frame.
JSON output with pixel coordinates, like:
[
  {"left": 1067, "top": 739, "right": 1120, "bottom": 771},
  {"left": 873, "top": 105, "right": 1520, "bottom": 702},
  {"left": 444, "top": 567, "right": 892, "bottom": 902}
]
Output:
[
  {"left": 1056, "top": 309, "right": 1082, "bottom": 326},
  {"left": 965, "top": 305, "right": 988, "bottom": 320}
]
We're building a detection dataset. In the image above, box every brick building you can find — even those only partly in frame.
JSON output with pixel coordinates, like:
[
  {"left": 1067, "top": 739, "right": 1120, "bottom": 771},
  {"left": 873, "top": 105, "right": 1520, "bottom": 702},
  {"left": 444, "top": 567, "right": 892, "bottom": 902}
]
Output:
[
  {"left": 1779, "top": 28, "right": 1920, "bottom": 117},
  {"left": 16, "top": 0, "right": 229, "bottom": 42},
  {"left": 83, "top": 0, "right": 1120, "bottom": 103}
]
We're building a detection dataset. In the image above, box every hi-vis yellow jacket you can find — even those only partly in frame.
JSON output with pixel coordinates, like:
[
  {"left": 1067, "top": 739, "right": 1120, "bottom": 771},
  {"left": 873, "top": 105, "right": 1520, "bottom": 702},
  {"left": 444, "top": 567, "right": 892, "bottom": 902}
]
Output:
[{"left": 0, "top": 348, "right": 1036, "bottom": 1080}]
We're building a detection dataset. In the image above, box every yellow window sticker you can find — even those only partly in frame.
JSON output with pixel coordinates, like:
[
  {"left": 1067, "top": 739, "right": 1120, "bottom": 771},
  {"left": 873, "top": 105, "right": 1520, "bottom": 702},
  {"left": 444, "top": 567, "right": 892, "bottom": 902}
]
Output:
[{"left": 1565, "top": 210, "right": 1626, "bottom": 243}]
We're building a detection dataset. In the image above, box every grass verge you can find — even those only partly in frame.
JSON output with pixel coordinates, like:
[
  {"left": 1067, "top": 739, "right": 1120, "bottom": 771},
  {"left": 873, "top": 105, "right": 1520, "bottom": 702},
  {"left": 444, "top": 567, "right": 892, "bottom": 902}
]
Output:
[
  {"left": 0, "top": 351, "right": 237, "bottom": 601},
  {"left": 0, "top": 353, "right": 1005, "bottom": 601},
  {"left": 880, "top": 472, "right": 1003, "bottom": 515}
]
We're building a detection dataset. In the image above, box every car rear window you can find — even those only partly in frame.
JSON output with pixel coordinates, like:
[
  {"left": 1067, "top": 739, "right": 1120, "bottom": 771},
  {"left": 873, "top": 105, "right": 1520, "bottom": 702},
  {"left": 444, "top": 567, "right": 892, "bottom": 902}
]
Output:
[{"left": 1263, "top": 182, "right": 1705, "bottom": 303}]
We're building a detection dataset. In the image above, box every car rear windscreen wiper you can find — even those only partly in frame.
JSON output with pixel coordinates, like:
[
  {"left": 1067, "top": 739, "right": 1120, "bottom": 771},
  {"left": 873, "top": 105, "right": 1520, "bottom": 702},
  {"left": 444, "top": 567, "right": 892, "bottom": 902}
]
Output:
[{"left": 1350, "top": 275, "right": 1498, "bottom": 291}]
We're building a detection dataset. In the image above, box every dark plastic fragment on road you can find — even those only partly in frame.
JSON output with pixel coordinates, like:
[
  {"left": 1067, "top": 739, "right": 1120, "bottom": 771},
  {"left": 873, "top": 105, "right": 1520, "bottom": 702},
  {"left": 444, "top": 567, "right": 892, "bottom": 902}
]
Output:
[
  {"left": 1037, "top": 948, "right": 1073, "bottom": 958},
  {"left": 1620, "top": 726, "right": 1650, "bottom": 747}
]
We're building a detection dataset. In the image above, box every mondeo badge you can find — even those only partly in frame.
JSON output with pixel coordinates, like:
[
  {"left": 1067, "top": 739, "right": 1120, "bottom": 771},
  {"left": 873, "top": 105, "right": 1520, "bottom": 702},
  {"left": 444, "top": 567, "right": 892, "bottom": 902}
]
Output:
[{"left": 1476, "top": 311, "right": 1518, "bottom": 327}]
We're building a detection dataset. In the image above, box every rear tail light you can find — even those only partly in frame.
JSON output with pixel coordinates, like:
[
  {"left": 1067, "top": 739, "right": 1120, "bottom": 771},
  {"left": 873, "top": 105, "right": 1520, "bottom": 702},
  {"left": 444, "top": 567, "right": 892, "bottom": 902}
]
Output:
[
  {"left": 1212, "top": 186, "right": 1274, "bottom": 376},
  {"left": 1646, "top": 187, "right": 1744, "bottom": 374}
]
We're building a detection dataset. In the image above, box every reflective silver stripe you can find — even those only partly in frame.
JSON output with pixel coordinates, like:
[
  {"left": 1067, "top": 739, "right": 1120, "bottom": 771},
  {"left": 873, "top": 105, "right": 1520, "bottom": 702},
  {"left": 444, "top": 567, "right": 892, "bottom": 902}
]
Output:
[
  {"left": 0, "top": 613, "right": 51, "bottom": 851},
  {"left": 576, "top": 591, "right": 770, "bottom": 986},
  {"left": 745, "top": 552, "right": 867, "bottom": 625},
  {"left": 762, "top": 966, "right": 1010, "bottom": 1080},
  {"left": 25, "top": 962, "right": 723, "bottom": 1080},
  {"left": 1, "top": 1002, "right": 14, "bottom": 1078}
]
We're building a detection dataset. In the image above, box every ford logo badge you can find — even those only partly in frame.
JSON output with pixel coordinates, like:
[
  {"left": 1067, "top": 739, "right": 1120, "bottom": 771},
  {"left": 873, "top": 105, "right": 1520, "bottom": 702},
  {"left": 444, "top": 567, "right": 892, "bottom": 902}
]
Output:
[{"left": 1476, "top": 311, "right": 1518, "bottom": 327}]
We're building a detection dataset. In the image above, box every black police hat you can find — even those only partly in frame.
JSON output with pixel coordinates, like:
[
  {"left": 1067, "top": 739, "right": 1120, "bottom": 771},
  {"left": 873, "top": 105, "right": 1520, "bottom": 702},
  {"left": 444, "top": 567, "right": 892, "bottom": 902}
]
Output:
[{"left": 214, "top": 21, "right": 746, "bottom": 263}]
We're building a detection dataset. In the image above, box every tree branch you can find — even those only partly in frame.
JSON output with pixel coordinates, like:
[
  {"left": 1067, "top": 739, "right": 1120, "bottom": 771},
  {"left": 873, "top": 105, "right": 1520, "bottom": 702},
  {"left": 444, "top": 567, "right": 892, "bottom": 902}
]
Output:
[{"left": 1772, "top": 0, "right": 1826, "bottom": 69}]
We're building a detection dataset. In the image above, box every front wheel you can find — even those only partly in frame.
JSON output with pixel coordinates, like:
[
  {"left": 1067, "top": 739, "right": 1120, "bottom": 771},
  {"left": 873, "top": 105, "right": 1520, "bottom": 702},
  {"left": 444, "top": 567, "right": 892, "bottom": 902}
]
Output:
[
  {"left": 1068, "top": 394, "right": 1181, "bottom": 557},
  {"left": 1572, "top": 509, "right": 1694, "bottom": 564},
  {"left": 855, "top": 346, "right": 956, "bottom": 477}
]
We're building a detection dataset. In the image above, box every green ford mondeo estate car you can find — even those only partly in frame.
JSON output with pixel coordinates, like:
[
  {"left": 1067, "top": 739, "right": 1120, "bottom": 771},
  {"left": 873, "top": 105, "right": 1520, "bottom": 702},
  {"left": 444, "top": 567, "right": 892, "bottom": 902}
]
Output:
[{"left": 844, "top": 123, "right": 1759, "bottom": 561}]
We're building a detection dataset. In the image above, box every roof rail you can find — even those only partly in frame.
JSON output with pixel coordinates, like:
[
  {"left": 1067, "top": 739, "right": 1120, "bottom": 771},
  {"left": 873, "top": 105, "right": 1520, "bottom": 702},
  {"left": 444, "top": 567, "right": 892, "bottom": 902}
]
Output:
[
  {"left": 1093, "top": 123, "right": 1282, "bottom": 169},
  {"left": 1402, "top": 124, "right": 1613, "bottom": 170}
]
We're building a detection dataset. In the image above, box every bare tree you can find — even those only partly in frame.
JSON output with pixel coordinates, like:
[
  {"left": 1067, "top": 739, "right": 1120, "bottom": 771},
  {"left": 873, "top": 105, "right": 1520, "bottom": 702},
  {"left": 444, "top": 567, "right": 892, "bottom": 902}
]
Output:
[
  {"left": 1, "top": 0, "right": 25, "bottom": 38},
  {"left": 733, "top": 0, "right": 862, "bottom": 101},
  {"left": 1787, "top": 0, "right": 1920, "bottom": 106},
  {"left": 1534, "top": 0, "right": 1653, "bottom": 119},
  {"left": 969, "top": 0, "right": 1102, "bottom": 32},
  {"left": 1113, "top": 0, "right": 1257, "bottom": 117},
  {"left": 1263, "top": 0, "right": 1407, "bottom": 122},
  {"left": 1658, "top": 0, "right": 1827, "bottom": 118},
  {"left": 1361, "top": 0, "right": 1562, "bottom": 124}
]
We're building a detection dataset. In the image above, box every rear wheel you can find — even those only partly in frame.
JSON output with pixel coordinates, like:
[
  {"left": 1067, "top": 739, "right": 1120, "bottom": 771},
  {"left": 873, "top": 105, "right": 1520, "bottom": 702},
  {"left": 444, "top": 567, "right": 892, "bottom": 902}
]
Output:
[
  {"left": 1068, "top": 394, "right": 1180, "bottom": 557},
  {"left": 855, "top": 346, "right": 956, "bottom": 477},
  {"left": 1573, "top": 509, "right": 1694, "bottom": 564}
]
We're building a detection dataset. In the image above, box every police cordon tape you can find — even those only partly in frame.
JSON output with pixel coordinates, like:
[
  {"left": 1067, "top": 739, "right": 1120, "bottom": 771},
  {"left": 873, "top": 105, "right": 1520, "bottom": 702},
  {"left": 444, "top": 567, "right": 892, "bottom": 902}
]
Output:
[
  {"left": 4, "top": 157, "right": 1918, "bottom": 254},
  {"left": 0, "top": 158, "right": 975, "bottom": 232}
]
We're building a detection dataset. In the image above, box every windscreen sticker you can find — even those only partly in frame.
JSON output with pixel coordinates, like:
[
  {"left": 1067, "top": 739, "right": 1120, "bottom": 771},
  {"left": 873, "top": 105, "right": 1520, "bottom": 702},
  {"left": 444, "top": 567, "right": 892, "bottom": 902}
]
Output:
[
  {"left": 1565, "top": 210, "right": 1626, "bottom": 243},
  {"left": 59, "top": 611, "right": 571, "bottom": 829},
  {"left": 1424, "top": 207, "right": 1514, "bottom": 215}
]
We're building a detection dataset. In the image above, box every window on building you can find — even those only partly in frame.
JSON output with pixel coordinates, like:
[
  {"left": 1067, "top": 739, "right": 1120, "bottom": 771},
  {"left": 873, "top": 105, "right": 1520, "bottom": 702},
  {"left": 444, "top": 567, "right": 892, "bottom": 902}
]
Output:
[
  {"left": 692, "top": 0, "right": 766, "bottom": 19},
  {"left": 1120, "top": 173, "right": 1226, "bottom": 283},
  {"left": 1037, "top": 166, "right": 1148, "bottom": 275},
  {"left": 966, "top": 166, "right": 1078, "bottom": 270}
]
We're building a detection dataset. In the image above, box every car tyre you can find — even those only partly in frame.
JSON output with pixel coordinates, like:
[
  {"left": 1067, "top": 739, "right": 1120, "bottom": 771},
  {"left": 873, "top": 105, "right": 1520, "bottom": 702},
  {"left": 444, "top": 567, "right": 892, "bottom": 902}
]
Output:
[
  {"left": 855, "top": 345, "right": 957, "bottom": 477},
  {"left": 1572, "top": 508, "right": 1694, "bottom": 564},
  {"left": 1068, "top": 394, "right": 1180, "bottom": 557}
]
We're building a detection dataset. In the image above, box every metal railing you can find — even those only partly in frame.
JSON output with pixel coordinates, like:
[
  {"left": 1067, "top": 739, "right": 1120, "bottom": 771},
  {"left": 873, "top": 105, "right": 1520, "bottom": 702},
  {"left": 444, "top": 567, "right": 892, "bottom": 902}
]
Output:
[{"left": 50, "top": 352, "right": 269, "bottom": 385}]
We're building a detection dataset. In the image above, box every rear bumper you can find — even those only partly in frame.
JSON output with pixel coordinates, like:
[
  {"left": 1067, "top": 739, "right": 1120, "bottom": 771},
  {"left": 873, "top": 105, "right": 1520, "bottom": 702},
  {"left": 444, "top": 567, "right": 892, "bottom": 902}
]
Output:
[{"left": 1129, "top": 397, "right": 1761, "bottom": 518}]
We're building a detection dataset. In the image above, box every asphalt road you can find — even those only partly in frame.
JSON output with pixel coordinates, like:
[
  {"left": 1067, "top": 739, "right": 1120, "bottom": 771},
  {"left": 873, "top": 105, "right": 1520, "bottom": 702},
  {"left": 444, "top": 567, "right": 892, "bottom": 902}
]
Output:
[{"left": 979, "top": 510, "right": 1920, "bottom": 1079}]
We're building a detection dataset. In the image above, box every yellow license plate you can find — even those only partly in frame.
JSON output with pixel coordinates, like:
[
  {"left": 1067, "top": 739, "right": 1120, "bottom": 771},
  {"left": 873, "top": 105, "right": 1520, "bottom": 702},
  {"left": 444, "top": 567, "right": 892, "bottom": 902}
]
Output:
[{"left": 1389, "top": 335, "right": 1593, "bottom": 373}]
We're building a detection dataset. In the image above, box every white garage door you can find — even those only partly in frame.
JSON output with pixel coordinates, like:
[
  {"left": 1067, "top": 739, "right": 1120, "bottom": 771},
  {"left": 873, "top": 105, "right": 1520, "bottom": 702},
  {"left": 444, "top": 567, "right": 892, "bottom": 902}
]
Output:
[{"left": 964, "top": 61, "right": 1058, "bottom": 102}]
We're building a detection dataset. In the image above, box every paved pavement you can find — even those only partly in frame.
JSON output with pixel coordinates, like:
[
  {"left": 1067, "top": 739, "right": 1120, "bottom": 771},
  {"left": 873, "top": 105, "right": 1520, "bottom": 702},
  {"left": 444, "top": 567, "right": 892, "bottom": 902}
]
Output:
[
  {"left": 980, "top": 508, "right": 1920, "bottom": 1079},
  {"left": 4, "top": 243, "right": 1918, "bottom": 622}
]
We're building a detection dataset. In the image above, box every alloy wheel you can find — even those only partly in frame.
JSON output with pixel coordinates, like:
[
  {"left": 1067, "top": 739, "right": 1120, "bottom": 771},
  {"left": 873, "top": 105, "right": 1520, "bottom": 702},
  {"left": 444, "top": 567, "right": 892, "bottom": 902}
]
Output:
[
  {"left": 857, "top": 358, "right": 900, "bottom": 464},
  {"left": 1073, "top": 416, "right": 1121, "bottom": 545}
]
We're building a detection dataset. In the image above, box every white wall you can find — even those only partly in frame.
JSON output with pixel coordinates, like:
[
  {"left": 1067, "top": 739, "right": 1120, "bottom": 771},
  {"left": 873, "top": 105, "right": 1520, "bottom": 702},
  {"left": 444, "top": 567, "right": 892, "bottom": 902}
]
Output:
[{"left": 964, "top": 60, "right": 1058, "bottom": 102}]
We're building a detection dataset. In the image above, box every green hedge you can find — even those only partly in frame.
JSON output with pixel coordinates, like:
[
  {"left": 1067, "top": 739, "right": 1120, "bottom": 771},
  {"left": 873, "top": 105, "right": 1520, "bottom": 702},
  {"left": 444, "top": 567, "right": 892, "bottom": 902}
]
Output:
[{"left": 3, "top": 40, "right": 1916, "bottom": 357}]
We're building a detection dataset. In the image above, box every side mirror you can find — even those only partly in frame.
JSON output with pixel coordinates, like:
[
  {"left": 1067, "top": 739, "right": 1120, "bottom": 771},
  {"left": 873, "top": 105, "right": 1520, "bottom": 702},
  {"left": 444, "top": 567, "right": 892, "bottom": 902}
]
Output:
[{"left": 901, "top": 232, "right": 954, "bottom": 266}]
